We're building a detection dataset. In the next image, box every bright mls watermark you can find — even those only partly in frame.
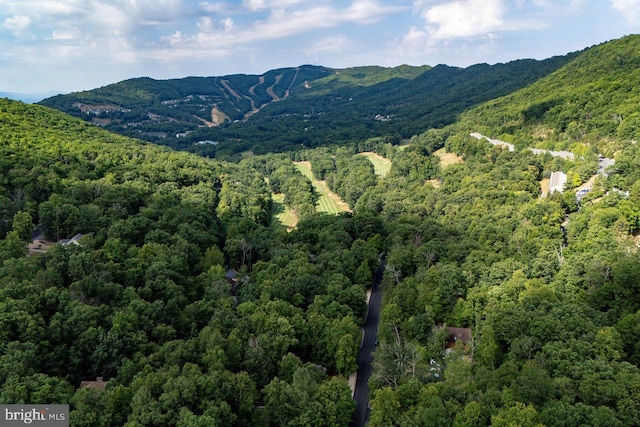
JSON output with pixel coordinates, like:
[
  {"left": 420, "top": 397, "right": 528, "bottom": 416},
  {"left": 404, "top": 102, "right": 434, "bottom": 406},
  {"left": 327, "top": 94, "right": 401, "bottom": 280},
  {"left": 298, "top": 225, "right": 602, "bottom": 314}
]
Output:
[{"left": 1, "top": 405, "right": 68, "bottom": 426}]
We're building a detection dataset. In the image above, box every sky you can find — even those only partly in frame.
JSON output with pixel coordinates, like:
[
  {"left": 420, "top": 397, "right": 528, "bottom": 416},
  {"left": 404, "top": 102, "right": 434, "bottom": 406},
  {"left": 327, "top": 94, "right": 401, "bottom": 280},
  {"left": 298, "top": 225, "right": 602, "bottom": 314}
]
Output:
[{"left": 1, "top": 0, "right": 639, "bottom": 96}]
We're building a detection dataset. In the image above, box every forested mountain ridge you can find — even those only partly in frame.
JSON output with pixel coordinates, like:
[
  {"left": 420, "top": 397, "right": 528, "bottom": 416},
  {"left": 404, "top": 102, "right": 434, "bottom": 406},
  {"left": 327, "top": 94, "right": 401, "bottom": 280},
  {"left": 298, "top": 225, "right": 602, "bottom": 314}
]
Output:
[
  {"left": 39, "top": 53, "right": 575, "bottom": 159},
  {"left": 455, "top": 34, "right": 640, "bottom": 157},
  {"left": 39, "top": 65, "right": 332, "bottom": 122}
]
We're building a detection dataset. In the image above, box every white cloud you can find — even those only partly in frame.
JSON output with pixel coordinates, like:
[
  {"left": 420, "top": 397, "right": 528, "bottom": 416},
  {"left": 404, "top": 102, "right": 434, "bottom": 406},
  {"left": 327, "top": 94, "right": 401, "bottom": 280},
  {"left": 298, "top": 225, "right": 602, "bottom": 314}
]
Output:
[
  {"left": 346, "top": 0, "right": 403, "bottom": 23},
  {"left": 49, "top": 30, "right": 75, "bottom": 40},
  {"left": 390, "top": 26, "right": 502, "bottom": 68},
  {"left": 250, "top": 6, "right": 342, "bottom": 39},
  {"left": 395, "top": 26, "right": 430, "bottom": 56},
  {"left": 243, "top": 0, "right": 266, "bottom": 10},
  {"left": 569, "top": 0, "right": 589, "bottom": 9},
  {"left": 422, "top": 0, "right": 505, "bottom": 39},
  {"left": 611, "top": 0, "right": 640, "bottom": 23},
  {"left": 199, "top": 2, "right": 231, "bottom": 14},
  {"left": 0, "top": 0, "right": 85, "bottom": 16},
  {"left": 88, "top": 2, "right": 131, "bottom": 37},
  {"left": 85, "top": 0, "right": 190, "bottom": 32},
  {"left": 196, "top": 16, "right": 213, "bottom": 32},
  {"left": 242, "top": 0, "right": 306, "bottom": 11},
  {"left": 161, "top": 0, "right": 405, "bottom": 52},
  {"left": 528, "top": 0, "right": 584, "bottom": 8},
  {"left": 196, "top": 15, "right": 236, "bottom": 33},
  {"left": 411, "top": 0, "right": 544, "bottom": 41},
  {"left": 0, "top": 0, "right": 406, "bottom": 67},
  {"left": 222, "top": 17, "right": 235, "bottom": 32},
  {"left": 259, "top": 1, "right": 406, "bottom": 35},
  {"left": 311, "top": 34, "right": 350, "bottom": 52},
  {"left": 386, "top": 25, "right": 443, "bottom": 66},
  {"left": 3, "top": 15, "right": 31, "bottom": 35},
  {"left": 163, "top": 30, "right": 184, "bottom": 47},
  {"left": 393, "top": 0, "right": 541, "bottom": 67},
  {"left": 521, "top": 0, "right": 591, "bottom": 17}
]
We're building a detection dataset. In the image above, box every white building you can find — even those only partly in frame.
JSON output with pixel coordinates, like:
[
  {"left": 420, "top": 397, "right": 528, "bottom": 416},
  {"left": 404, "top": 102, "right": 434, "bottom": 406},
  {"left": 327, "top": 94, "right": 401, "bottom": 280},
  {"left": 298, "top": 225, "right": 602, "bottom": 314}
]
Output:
[{"left": 549, "top": 171, "right": 567, "bottom": 194}]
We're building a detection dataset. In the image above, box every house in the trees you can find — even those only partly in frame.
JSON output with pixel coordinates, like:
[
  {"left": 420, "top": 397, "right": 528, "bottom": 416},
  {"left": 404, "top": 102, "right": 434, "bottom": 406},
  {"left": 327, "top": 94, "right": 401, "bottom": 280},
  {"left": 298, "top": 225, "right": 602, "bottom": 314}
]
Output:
[
  {"left": 226, "top": 269, "right": 239, "bottom": 296},
  {"left": 226, "top": 269, "right": 238, "bottom": 285},
  {"left": 59, "top": 233, "right": 83, "bottom": 246},
  {"left": 446, "top": 327, "right": 472, "bottom": 350},
  {"left": 79, "top": 376, "right": 108, "bottom": 391}
]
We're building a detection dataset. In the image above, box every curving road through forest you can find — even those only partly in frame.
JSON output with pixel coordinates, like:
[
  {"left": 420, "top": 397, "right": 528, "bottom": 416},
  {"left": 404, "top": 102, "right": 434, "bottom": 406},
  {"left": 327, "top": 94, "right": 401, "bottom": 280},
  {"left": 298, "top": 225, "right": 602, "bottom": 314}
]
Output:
[{"left": 351, "top": 254, "right": 386, "bottom": 427}]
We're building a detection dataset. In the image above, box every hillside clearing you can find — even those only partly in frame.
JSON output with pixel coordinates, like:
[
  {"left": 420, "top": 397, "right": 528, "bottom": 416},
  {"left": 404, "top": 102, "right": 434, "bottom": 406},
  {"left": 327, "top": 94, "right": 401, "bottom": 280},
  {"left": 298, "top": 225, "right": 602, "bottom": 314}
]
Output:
[
  {"left": 27, "top": 239, "right": 56, "bottom": 256},
  {"left": 294, "top": 161, "right": 351, "bottom": 214},
  {"left": 397, "top": 140, "right": 411, "bottom": 151},
  {"left": 210, "top": 107, "right": 228, "bottom": 126},
  {"left": 426, "top": 179, "right": 441, "bottom": 189},
  {"left": 540, "top": 177, "right": 550, "bottom": 197},
  {"left": 434, "top": 148, "right": 463, "bottom": 166},
  {"left": 359, "top": 152, "right": 391, "bottom": 178}
]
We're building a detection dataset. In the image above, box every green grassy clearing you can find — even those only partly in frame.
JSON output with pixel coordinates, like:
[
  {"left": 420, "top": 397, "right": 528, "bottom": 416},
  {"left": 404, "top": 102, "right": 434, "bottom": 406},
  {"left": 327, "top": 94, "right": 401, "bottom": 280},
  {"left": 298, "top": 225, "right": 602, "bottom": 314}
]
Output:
[
  {"left": 359, "top": 152, "right": 391, "bottom": 178},
  {"left": 271, "top": 193, "right": 298, "bottom": 231},
  {"left": 397, "top": 139, "right": 411, "bottom": 150},
  {"left": 294, "top": 161, "right": 351, "bottom": 214},
  {"left": 294, "top": 161, "right": 314, "bottom": 180}
]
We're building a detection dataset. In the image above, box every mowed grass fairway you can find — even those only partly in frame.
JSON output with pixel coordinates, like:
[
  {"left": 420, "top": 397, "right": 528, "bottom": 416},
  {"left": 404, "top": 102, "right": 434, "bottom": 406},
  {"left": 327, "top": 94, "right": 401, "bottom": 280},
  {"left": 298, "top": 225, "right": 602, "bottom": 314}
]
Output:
[
  {"left": 271, "top": 193, "right": 298, "bottom": 231},
  {"left": 294, "top": 161, "right": 351, "bottom": 214},
  {"left": 359, "top": 152, "right": 391, "bottom": 178},
  {"left": 293, "top": 161, "right": 315, "bottom": 181}
]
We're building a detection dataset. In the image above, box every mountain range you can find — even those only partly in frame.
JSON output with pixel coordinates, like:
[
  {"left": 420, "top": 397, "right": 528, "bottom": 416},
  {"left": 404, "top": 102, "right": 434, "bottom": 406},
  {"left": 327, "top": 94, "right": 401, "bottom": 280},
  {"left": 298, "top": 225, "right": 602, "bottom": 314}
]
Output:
[{"left": 39, "top": 48, "right": 579, "bottom": 159}]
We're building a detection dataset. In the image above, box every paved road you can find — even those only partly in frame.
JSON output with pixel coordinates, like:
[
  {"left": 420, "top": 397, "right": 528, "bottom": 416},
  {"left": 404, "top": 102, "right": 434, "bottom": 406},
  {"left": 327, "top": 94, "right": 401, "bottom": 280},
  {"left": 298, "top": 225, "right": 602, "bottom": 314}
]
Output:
[
  {"left": 469, "top": 132, "right": 515, "bottom": 152},
  {"left": 351, "top": 254, "right": 386, "bottom": 427}
]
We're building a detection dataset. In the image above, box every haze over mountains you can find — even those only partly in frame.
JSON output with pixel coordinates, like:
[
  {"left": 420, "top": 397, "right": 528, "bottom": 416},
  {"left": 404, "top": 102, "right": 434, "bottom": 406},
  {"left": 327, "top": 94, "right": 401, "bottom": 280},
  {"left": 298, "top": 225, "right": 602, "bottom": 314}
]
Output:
[{"left": 0, "top": 91, "right": 58, "bottom": 104}]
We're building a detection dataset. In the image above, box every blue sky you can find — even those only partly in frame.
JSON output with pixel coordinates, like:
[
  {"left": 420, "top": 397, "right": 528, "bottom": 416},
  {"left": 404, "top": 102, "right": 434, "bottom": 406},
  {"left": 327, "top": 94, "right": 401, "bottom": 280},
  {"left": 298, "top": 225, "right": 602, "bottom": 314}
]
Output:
[{"left": 1, "top": 0, "right": 639, "bottom": 95}]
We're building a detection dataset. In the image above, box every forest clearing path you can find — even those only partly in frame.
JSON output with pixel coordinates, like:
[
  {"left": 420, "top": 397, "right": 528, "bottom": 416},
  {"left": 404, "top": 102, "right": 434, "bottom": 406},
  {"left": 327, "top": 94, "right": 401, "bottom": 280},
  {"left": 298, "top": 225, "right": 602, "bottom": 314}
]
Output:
[
  {"left": 266, "top": 74, "right": 283, "bottom": 101},
  {"left": 248, "top": 76, "right": 265, "bottom": 96}
]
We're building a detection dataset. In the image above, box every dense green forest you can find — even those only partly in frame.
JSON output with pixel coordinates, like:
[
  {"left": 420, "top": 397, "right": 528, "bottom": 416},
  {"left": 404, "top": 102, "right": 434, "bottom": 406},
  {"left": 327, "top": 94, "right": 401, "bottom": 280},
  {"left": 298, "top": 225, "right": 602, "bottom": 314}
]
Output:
[
  {"left": 2, "top": 34, "right": 640, "bottom": 426},
  {"left": 363, "top": 131, "right": 640, "bottom": 426},
  {"left": 0, "top": 99, "right": 378, "bottom": 425}
]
